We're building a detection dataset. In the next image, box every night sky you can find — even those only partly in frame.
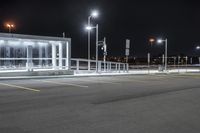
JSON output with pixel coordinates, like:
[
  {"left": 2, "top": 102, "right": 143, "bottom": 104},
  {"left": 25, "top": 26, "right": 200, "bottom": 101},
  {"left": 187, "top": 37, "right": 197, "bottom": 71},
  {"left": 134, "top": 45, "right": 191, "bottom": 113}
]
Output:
[{"left": 0, "top": 0, "right": 200, "bottom": 58}]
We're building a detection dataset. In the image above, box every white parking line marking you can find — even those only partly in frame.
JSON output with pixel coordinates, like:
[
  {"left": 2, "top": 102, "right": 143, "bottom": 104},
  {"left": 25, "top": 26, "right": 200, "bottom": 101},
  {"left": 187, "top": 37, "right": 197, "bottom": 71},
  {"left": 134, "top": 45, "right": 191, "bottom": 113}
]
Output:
[
  {"left": 79, "top": 79, "right": 121, "bottom": 85},
  {"left": 0, "top": 83, "right": 40, "bottom": 92},
  {"left": 35, "top": 80, "right": 88, "bottom": 88}
]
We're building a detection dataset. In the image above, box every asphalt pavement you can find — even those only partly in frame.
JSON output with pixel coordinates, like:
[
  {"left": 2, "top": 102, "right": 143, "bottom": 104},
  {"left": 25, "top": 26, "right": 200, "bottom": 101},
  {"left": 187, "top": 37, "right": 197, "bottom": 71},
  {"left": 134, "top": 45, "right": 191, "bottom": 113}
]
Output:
[{"left": 1, "top": 74, "right": 200, "bottom": 133}]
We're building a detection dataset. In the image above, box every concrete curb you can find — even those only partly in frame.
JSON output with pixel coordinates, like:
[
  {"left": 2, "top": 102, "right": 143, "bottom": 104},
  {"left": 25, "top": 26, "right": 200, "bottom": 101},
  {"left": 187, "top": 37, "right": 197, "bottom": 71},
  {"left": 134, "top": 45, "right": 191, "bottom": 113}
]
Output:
[{"left": 0, "top": 71, "right": 200, "bottom": 81}]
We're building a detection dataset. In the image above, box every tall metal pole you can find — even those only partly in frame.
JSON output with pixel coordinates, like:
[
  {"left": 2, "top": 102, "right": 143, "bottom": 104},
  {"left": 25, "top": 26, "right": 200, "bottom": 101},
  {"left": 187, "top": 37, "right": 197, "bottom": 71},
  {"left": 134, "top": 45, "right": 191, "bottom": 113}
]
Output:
[
  {"left": 88, "top": 16, "right": 91, "bottom": 70},
  {"left": 199, "top": 57, "right": 200, "bottom": 65},
  {"left": 186, "top": 56, "right": 188, "bottom": 72},
  {"left": 103, "top": 37, "right": 106, "bottom": 63},
  {"left": 103, "top": 37, "right": 106, "bottom": 72},
  {"left": 174, "top": 57, "right": 176, "bottom": 68},
  {"left": 162, "top": 54, "right": 165, "bottom": 66},
  {"left": 96, "top": 24, "right": 99, "bottom": 72},
  {"left": 178, "top": 56, "right": 180, "bottom": 73},
  {"left": 148, "top": 53, "right": 150, "bottom": 74},
  {"left": 9, "top": 27, "right": 11, "bottom": 33},
  {"left": 164, "top": 39, "right": 168, "bottom": 71},
  {"left": 198, "top": 57, "right": 200, "bottom": 72}
]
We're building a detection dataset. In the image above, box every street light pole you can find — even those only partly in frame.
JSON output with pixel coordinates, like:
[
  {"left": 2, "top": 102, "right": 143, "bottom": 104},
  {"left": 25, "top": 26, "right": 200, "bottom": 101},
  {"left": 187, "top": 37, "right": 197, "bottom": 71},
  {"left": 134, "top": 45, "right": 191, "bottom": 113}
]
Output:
[
  {"left": 88, "top": 16, "right": 91, "bottom": 70},
  {"left": 165, "top": 39, "right": 168, "bottom": 71},
  {"left": 87, "top": 10, "right": 99, "bottom": 71},
  {"left": 157, "top": 38, "right": 168, "bottom": 71},
  {"left": 96, "top": 24, "right": 99, "bottom": 72},
  {"left": 178, "top": 56, "right": 180, "bottom": 72},
  {"left": 85, "top": 24, "right": 99, "bottom": 72}
]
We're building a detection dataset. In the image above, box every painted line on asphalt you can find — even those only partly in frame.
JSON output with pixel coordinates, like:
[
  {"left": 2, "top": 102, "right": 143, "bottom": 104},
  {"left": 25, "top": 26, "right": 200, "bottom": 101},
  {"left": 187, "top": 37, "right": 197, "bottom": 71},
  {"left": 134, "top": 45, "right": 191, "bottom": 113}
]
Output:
[
  {"left": 79, "top": 79, "right": 121, "bottom": 85},
  {"left": 35, "top": 80, "right": 89, "bottom": 88},
  {"left": 0, "top": 82, "right": 40, "bottom": 92},
  {"left": 170, "top": 75, "right": 200, "bottom": 79},
  {"left": 115, "top": 78, "right": 152, "bottom": 83}
]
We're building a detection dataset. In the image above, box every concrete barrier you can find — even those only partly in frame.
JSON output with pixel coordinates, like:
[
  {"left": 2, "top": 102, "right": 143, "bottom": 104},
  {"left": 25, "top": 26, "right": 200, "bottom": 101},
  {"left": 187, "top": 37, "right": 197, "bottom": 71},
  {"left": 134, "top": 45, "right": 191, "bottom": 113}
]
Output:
[{"left": 0, "top": 70, "right": 74, "bottom": 77}]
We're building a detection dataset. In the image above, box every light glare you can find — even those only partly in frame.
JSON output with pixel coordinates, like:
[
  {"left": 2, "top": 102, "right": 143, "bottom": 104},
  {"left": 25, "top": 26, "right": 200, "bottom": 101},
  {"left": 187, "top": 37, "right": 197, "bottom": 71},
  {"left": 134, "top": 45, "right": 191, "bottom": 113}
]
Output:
[
  {"left": 157, "top": 39, "right": 163, "bottom": 43},
  {"left": 23, "top": 41, "right": 35, "bottom": 46},
  {"left": 91, "top": 10, "right": 99, "bottom": 18},
  {"left": 0, "top": 40, "right": 5, "bottom": 44},
  {"left": 86, "top": 26, "right": 92, "bottom": 30}
]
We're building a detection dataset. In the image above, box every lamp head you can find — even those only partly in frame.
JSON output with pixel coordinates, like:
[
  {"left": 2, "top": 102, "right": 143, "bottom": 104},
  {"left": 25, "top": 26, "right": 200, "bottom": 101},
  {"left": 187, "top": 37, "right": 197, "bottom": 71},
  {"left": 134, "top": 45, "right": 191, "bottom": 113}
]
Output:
[
  {"left": 157, "top": 39, "right": 163, "bottom": 44},
  {"left": 91, "top": 10, "right": 99, "bottom": 18},
  {"left": 85, "top": 26, "right": 93, "bottom": 30},
  {"left": 196, "top": 46, "right": 200, "bottom": 50}
]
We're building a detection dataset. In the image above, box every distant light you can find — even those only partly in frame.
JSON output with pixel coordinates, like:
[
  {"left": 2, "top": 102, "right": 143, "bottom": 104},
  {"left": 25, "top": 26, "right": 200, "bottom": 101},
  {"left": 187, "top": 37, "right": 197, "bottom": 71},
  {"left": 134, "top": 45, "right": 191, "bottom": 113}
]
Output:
[
  {"left": 91, "top": 10, "right": 99, "bottom": 18},
  {"left": 149, "top": 38, "right": 155, "bottom": 42},
  {"left": 157, "top": 39, "right": 163, "bottom": 44},
  {"left": 7, "top": 24, "right": 11, "bottom": 27},
  {"left": 196, "top": 46, "right": 200, "bottom": 50},
  {"left": 6, "top": 23, "right": 14, "bottom": 28},
  {"left": 8, "top": 41, "right": 21, "bottom": 45},
  {"left": 38, "top": 42, "right": 48, "bottom": 46},
  {"left": 23, "top": 41, "right": 35, "bottom": 46},
  {"left": 0, "top": 40, "right": 5, "bottom": 44},
  {"left": 149, "top": 38, "right": 155, "bottom": 45},
  {"left": 86, "top": 26, "right": 93, "bottom": 30},
  {"left": 49, "top": 41, "right": 62, "bottom": 45}
]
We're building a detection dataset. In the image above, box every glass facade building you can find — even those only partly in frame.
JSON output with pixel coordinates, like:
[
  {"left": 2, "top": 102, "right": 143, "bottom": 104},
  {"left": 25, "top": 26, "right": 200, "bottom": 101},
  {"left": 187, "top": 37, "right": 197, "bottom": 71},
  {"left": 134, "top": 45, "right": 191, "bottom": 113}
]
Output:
[{"left": 0, "top": 33, "right": 71, "bottom": 71}]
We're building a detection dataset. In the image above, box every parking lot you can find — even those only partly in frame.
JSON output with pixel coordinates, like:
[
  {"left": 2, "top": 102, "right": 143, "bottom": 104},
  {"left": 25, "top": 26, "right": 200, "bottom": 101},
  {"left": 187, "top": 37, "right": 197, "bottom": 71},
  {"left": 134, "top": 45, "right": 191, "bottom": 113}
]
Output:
[{"left": 1, "top": 74, "right": 200, "bottom": 133}]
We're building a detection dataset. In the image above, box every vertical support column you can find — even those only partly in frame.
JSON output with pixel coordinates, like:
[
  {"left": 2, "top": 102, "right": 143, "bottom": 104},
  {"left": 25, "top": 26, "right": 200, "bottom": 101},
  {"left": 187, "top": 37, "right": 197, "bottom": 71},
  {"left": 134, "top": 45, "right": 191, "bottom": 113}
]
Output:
[
  {"left": 4, "top": 45, "right": 11, "bottom": 66},
  {"left": 0, "top": 44, "right": 1, "bottom": 66},
  {"left": 23, "top": 47, "right": 26, "bottom": 67},
  {"left": 107, "top": 62, "right": 109, "bottom": 71},
  {"left": 98, "top": 61, "right": 101, "bottom": 72},
  {"left": 52, "top": 43, "right": 57, "bottom": 69},
  {"left": 76, "top": 60, "right": 79, "bottom": 71},
  {"left": 59, "top": 43, "right": 63, "bottom": 69},
  {"left": 110, "top": 62, "right": 112, "bottom": 71},
  {"left": 115, "top": 63, "right": 118, "bottom": 71},
  {"left": 26, "top": 45, "right": 33, "bottom": 71},
  {"left": 103, "top": 61, "right": 106, "bottom": 72},
  {"left": 126, "top": 63, "right": 129, "bottom": 72},
  {"left": 39, "top": 46, "right": 43, "bottom": 66},
  {"left": 66, "top": 40, "right": 71, "bottom": 70},
  {"left": 45, "top": 45, "right": 49, "bottom": 66}
]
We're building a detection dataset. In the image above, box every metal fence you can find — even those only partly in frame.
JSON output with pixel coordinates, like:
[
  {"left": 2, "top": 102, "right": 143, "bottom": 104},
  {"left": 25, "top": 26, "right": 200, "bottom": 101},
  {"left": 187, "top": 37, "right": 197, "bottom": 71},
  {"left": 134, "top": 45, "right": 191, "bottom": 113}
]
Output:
[
  {"left": 1, "top": 57, "right": 200, "bottom": 74},
  {"left": 0, "top": 58, "right": 129, "bottom": 73},
  {"left": 71, "top": 58, "right": 129, "bottom": 73}
]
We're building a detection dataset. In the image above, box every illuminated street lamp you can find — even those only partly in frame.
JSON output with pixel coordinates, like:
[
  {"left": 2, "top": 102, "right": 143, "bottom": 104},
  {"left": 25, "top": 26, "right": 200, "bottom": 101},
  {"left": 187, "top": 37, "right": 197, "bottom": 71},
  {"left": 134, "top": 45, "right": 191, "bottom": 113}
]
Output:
[
  {"left": 6, "top": 23, "right": 14, "bottom": 33},
  {"left": 87, "top": 10, "right": 99, "bottom": 70},
  {"left": 196, "top": 46, "right": 200, "bottom": 50},
  {"left": 85, "top": 24, "right": 99, "bottom": 72},
  {"left": 91, "top": 10, "right": 99, "bottom": 18},
  {"left": 157, "top": 38, "right": 168, "bottom": 71},
  {"left": 149, "top": 38, "right": 155, "bottom": 45}
]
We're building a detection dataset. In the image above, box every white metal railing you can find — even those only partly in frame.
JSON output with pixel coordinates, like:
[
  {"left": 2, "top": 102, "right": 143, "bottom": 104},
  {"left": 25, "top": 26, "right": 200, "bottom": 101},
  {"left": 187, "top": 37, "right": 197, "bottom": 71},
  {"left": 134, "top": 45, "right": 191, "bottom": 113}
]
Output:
[
  {"left": 0, "top": 58, "right": 129, "bottom": 73},
  {"left": 71, "top": 58, "right": 129, "bottom": 73}
]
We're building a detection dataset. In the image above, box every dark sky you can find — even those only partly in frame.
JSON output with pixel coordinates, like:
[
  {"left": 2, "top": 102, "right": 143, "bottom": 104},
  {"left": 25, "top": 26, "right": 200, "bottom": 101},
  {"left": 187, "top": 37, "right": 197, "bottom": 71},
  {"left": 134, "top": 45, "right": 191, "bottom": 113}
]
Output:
[{"left": 0, "top": 0, "right": 200, "bottom": 58}]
